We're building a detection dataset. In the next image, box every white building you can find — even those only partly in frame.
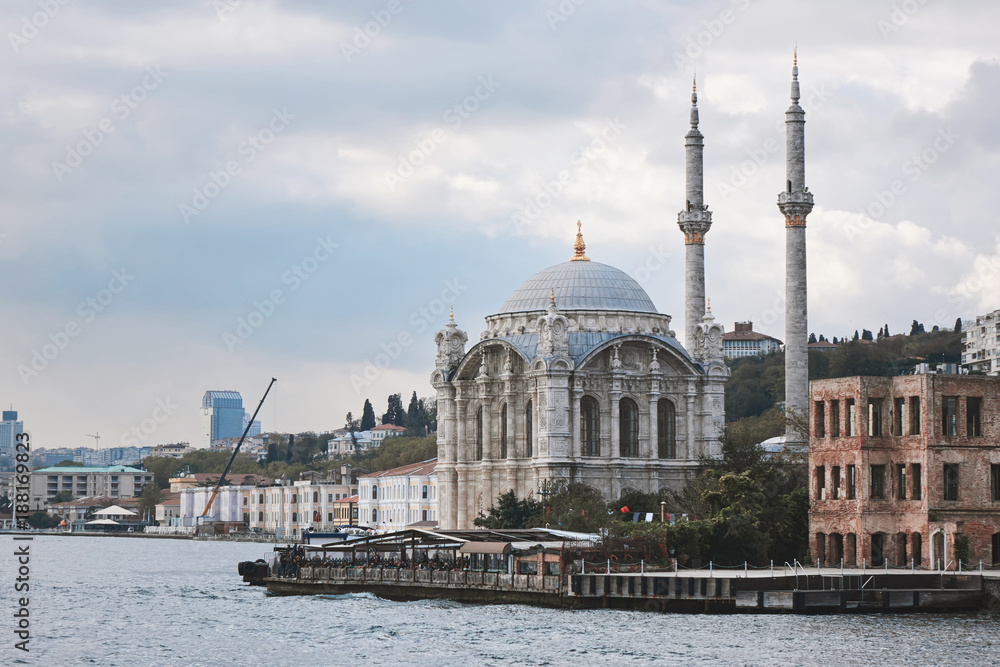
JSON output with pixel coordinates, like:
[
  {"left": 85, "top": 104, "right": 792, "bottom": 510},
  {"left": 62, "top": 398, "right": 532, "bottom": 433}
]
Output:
[
  {"left": 358, "top": 458, "right": 438, "bottom": 531},
  {"left": 369, "top": 424, "right": 407, "bottom": 444},
  {"left": 722, "top": 321, "right": 784, "bottom": 358},
  {"left": 246, "top": 480, "right": 357, "bottom": 538},
  {"left": 431, "top": 225, "right": 728, "bottom": 530},
  {"left": 28, "top": 465, "right": 154, "bottom": 510},
  {"left": 962, "top": 310, "right": 1000, "bottom": 375},
  {"left": 327, "top": 432, "right": 374, "bottom": 457},
  {"left": 178, "top": 485, "right": 252, "bottom": 525}
]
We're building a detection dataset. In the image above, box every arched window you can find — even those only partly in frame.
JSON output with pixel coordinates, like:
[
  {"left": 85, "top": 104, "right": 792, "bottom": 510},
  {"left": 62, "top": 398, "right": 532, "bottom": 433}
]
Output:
[
  {"left": 422, "top": 485, "right": 428, "bottom": 499},
  {"left": 258, "top": 511, "right": 263, "bottom": 521},
  {"left": 372, "top": 509, "right": 377, "bottom": 523},
  {"left": 620, "top": 398, "right": 639, "bottom": 457},
  {"left": 313, "top": 491, "right": 318, "bottom": 503},
  {"left": 581, "top": 397, "right": 600, "bottom": 457},
  {"left": 658, "top": 398, "right": 676, "bottom": 459},
  {"left": 476, "top": 406, "right": 484, "bottom": 460},
  {"left": 291, "top": 512, "right": 298, "bottom": 523},
  {"left": 500, "top": 403, "right": 508, "bottom": 458},
  {"left": 372, "top": 485, "right": 378, "bottom": 500},
  {"left": 291, "top": 494, "right": 297, "bottom": 504},
  {"left": 258, "top": 493, "right": 264, "bottom": 504},
  {"left": 525, "top": 400, "right": 533, "bottom": 458}
]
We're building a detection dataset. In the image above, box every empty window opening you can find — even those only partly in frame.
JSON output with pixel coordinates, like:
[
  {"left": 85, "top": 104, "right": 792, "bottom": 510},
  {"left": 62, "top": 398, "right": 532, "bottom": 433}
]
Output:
[
  {"left": 942, "top": 397, "right": 958, "bottom": 436},
  {"left": 870, "top": 464, "right": 886, "bottom": 500},
  {"left": 968, "top": 397, "right": 982, "bottom": 437},
  {"left": 944, "top": 463, "right": 959, "bottom": 501}
]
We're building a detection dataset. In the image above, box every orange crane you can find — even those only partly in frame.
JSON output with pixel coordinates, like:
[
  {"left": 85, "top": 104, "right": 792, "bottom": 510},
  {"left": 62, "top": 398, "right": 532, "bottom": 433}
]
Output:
[{"left": 200, "top": 378, "right": 276, "bottom": 519}]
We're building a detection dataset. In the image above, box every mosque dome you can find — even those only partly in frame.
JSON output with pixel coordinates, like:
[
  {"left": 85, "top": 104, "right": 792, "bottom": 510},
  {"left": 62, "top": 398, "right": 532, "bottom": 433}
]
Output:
[{"left": 497, "top": 223, "right": 659, "bottom": 315}]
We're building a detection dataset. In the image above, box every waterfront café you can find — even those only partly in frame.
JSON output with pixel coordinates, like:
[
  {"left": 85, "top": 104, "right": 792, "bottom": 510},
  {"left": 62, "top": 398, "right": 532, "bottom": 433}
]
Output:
[{"left": 301, "top": 528, "right": 596, "bottom": 575}]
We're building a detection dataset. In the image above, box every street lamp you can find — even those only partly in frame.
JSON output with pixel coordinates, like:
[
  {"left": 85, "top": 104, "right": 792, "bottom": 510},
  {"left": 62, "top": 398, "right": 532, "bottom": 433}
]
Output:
[{"left": 660, "top": 501, "right": 666, "bottom": 523}]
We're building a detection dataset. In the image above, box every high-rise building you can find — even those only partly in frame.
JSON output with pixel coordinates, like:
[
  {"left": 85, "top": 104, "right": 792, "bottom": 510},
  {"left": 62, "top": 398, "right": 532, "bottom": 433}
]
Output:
[
  {"left": 0, "top": 410, "right": 24, "bottom": 460},
  {"left": 201, "top": 391, "right": 246, "bottom": 448},
  {"left": 962, "top": 310, "right": 1000, "bottom": 375},
  {"left": 243, "top": 412, "right": 262, "bottom": 437}
]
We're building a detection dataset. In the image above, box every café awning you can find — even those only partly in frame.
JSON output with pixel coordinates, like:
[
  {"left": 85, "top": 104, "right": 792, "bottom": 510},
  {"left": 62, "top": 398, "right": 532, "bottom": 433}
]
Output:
[{"left": 458, "top": 542, "right": 511, "bottom": 555}]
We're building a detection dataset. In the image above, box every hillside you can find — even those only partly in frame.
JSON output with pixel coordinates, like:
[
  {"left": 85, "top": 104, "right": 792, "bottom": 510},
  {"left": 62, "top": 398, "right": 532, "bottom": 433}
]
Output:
[{"left": 725, "top": 328, "right": 962, "bottom": 421}]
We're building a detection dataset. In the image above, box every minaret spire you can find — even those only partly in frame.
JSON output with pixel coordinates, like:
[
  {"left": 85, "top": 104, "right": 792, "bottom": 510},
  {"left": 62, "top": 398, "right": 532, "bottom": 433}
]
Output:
[
  {"left": 677, "top": 74, "right": 713, "bottom": 352},
  {"left": 777, "top": 51, "right": 814, "bottom": 441}
]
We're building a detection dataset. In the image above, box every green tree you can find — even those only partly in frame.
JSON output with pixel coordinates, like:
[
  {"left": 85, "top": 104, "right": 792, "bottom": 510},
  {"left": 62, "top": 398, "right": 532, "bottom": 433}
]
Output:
[
  {"left": 54, "top": 460, "right": 77, "bottom": 467},
  {"left": 382, "top": 394, "right": 406, "bottom": 427},
  {"left": 50, "top": 491, "right": 74, "bottom": 504},
  {"left": 406, "top": 391, "right": 421, "bottom": 430},
  {"left": 27, "top": 511, "right": 58, "bottom": 529},
  {"left": 360, "top": 399, "right": 377, "bottom": 431},
  {"left": 475, "top": 490, "right": 542, "bottom": 529},
  {"left": 138, "top": 483, "right": 164, "bottom": 522},
  {"left": 954, "top": 318, "right": 962, "bottom": 332}
]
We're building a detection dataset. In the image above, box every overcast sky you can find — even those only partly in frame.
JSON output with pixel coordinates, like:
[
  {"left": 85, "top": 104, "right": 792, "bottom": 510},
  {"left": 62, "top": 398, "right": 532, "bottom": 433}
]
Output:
[{"left": 3, "top": 0, "right": 999, "bottom": 449}]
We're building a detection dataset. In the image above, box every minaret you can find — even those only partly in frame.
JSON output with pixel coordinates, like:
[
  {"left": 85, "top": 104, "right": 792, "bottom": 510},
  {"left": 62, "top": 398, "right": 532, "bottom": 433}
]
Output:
[
  {"left": 777, "top": 51, "right": 814, "bottom": 439},
  {"left": 677, "top": 77, "right": 713, "bottom": 353}
]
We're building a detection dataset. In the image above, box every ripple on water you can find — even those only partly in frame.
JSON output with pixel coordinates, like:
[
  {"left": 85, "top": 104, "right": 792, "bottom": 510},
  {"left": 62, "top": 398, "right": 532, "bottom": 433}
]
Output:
[{"left": 13, "top": 535, "right": 1000, "bottom": 666}]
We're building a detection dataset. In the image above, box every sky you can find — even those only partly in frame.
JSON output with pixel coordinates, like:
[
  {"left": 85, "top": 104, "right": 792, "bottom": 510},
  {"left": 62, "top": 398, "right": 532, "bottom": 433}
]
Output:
[{"left": 2, "top": 0, "right": 999, "bottom": 449}]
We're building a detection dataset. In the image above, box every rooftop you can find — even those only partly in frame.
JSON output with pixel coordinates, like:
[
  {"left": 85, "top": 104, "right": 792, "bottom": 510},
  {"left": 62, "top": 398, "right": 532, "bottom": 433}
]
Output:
[
  {"left": 35, "top": 465, "right": 147, "bottom": 474},
  {"left": 359, "top": 458, "right": 438, "bottom": 479}
]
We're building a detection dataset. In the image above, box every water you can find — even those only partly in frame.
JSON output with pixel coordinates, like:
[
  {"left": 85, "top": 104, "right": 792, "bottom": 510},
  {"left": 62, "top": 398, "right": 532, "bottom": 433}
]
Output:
[{"left": 2, "top": 535, "right": 999, "bottom": 666}]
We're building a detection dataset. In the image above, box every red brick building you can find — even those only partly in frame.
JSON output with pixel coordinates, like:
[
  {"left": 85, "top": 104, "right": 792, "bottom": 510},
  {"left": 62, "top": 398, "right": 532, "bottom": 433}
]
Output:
[{"left": 808, "top": 374, "right": 1000, "bottom": 570}]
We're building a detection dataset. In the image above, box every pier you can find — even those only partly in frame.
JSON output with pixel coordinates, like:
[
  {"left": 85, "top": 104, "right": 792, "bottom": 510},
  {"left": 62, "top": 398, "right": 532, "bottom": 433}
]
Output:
[{"left": 262, "top": 564, "right": 994, "bottom": 613}]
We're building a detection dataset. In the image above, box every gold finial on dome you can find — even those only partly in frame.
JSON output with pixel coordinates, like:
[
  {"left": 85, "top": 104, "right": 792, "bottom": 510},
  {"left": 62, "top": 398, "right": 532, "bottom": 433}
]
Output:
[
  {"left": 550, "top": 288, "right": 555, "bottom": 305},
  {"left": 707, "top": 297, "right": 711, "bottom": 312},
  {"left": 570, "top": 220, "right": 590, "bottom": 261}
]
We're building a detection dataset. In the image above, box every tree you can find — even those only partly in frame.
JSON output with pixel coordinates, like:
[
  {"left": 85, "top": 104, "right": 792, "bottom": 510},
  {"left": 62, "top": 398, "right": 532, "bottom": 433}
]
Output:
[
  {"left": 853, "top": 330, "right": 860, "bottom": 341},
  {"left": 406, "top": 391, "right": 421, "bottom": 427},
  {"left": 475, "top": 490, "right": 542, "bottom": 529},
  {"left": 861, "top": 329, "right": 874, "bottom": 341},
  {"left": 345, "top": 413, "right": 360, "bottom": 454},
  {"left": 360, "top": 399, "right": 377, "bottom": 431},
  {"left": 382, "top": 394, "right": 406, "bottom": 427},
  {"left": 266, "top": 442, "right": 279, "bottom": 464},
  {"left": 884, "top": 323, "right": 890, "bottom": 337},
  {"left": 910, "top": 320, "right": 925, "bottom": 336},
  {"left": 808, "top": 333, "right": 817, "bottom": 344},
  {"left": 55, "top": 460, "right": 77, "bottom": 467},
  {"left": 138, "top": 483, "right": 164, "bottom": 522},
  {"left": 27, "top": 511, "right": 58, "bottom": 529},
  {"left": 50, "top": 491, "right": 73, "bottom": 504},
  {"left": 832, "top": 337, "right": 838, "bottom": 344},
  {"left": 955, "top": 318, "right": 963, "bottom": 333}
]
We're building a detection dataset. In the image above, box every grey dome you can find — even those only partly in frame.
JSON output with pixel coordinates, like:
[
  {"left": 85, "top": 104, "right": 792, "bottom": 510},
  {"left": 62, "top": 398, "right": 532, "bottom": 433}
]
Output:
[{"left": 499, "top": 261, "right": 658, "bottom": 314}]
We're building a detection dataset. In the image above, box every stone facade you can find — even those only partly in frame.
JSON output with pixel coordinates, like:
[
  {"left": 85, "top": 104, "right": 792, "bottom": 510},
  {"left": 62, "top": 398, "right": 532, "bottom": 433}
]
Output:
[
  {"left": 432, "top": 232, "right": 729, "bottom": 530},
  {"left": 778, "top": 56, "right": 813, "bottom": 437},
  {"left": 809, "top": 374, "right": 1000, "bottom": 569}
]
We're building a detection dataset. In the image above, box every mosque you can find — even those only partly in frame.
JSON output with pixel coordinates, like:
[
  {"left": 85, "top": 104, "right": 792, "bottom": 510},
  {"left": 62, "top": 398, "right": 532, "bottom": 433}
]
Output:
[{"left": 431, "top": 61, "right": 812, "bottom": 530}]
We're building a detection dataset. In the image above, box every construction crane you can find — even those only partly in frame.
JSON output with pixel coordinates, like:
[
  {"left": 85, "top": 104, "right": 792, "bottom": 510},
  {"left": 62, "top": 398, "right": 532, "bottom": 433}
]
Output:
[
  {"left": 200, "top": 378, "right": 276, "bottom": 519},
  {"left": 85, "top": 433, "right": 101, "bottom": 447}
]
